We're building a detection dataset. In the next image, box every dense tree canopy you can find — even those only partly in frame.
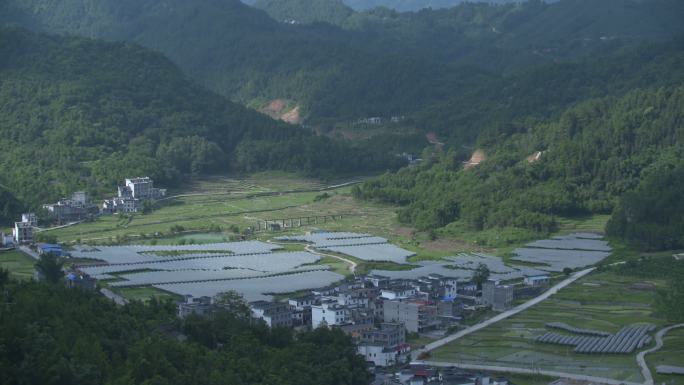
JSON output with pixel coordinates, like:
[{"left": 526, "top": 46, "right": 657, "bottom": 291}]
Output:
[
  {"left": 607, "top": 157, "right": 684, "bottom": 250},
  {"left": 0, "top": 27, "right": 404, "bottom": 223},
  {"left": 2, "top": 0, "right": 683, "bottom": 120},
  {"left": 356, "top": 87, "right": 684, "bottom": 246},
  {"left": 0, "top": 280, "right": 371, "bottom": 385}
]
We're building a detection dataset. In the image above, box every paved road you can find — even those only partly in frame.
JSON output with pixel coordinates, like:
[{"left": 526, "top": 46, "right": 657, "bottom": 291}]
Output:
[
  {"left": 267, "top": 240, "right": 358, "bottom": 275},
  {"left": 305, "top": 244, "right": 358, "bottom": 274},
  {"left": 100, "top": 288, "right": 129, "bottom": 306},
  {"left": 157, "top": 178, "right": 365, "bottom": 202},
  {"left": 18, "top": 245, "right": 40, "bottom": 260},
  {"left": 412, "top": 267, "right": 596, "bottom": 359},
  {"left": 412, "top": 360, "right": 643, "bottom": 385},
  {"left": 35, "top": 220, "right": 84, "bottom": 233},
  {"left": 636, "top": 323, "right": 684, "bottom": 385}
]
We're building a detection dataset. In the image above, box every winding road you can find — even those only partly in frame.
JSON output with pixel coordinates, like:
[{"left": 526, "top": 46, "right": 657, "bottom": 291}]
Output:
[
  {"left": 266, "top": 240, "right": 358, "bottom": 274},
  {"left": 412, "top": 267, "right": 596, "bottom": 360},
  {"left": 411, "top": 360, "right": 643, "bottom": 385},
  {"left": 636, "top": 323, "right": 684, "bottom": 385},
  {"left": 304, "top": 244, "right": 358, "bottom": 274}
]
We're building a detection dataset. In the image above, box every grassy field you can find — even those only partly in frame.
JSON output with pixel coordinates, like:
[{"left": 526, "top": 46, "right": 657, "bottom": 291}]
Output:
[
  {"left": 429, "top": 271, "right": 670, "bottom": 383},
  {"left": 0, "top": 250, "right": 35, "bottom": 280},
  {"left": 647, "top": 327, "right": 684, "bottom": 385},
  {"left": 114, "top": 286, "right": 182, "bottom": 302},
  {"left": 504, "top": 373, "right": 558, "bottom": 385},
  {"left": 39, "top": 173, "right": 621, "bottom": 302}
]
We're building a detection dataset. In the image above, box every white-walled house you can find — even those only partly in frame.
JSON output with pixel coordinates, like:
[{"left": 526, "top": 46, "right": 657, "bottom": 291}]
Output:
[{"left": 311, "top": 302, "right": 349, "bottom": 328}]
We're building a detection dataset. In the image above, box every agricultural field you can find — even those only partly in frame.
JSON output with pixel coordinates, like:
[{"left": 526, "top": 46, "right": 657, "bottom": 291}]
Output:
[
  {"left": 45, "top": 173, "right": 404, "bottom": 246},
  {"left": 43, "top": 173, "right": 614, "bottom": 261},
  {"left": 0, "top": 250, "right": 35, "bottom": 280},
  {"left": 429, "top": 271, "right": 671, "bottom": 382},
  {"left": 647, "top": 327, "right": 684, "bottom": 385},
  {"left": 37, "top": 173, "right": 621, "bottom": 302}
]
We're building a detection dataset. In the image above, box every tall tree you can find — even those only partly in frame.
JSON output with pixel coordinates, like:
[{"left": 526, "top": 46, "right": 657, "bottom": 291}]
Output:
[{"left": 34, "top": 253, "right": 64, "bottom": 284}]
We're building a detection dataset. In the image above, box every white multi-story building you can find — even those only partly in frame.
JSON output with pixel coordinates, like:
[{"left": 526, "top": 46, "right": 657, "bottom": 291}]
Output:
[
  {"left": 311, "top": 302, "right": 349, "bottom": 328},
  {"left": 337, "top": 292, "right": 369, "bottom": 308},
  {"left": 13, "top": 221, "right": 33, "bottom": 244},
  {"left": 120, "top": 177, "right": 166, "bottom": 200},
  {"left": 1, "top": 232, "right": 14, "bottom": 247},
  {"left": 250, "top": 301, "right": 292, "bottom": 328},
  {"left": 104, "top": 177, "right": 166, "bottom": 214},
  {"left": 380, "top": 286, "right": 416, "bottom": 300},
  {"left": 21, "top": 213, "right": 38, "bottom": 227}
]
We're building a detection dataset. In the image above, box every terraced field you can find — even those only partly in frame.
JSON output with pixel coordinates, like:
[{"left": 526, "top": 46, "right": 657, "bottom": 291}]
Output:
[
  {"left": 647, "top": 327, "right": 684, "bottom": 384},
  {"left": 0, "top": 250, "right": 35, "bottom": 280},
  {"left": 429, "top": 271, "right": 669, "bottom": 383}
]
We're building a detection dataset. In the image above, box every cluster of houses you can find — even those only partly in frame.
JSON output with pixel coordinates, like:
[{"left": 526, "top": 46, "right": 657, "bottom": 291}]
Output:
[
  {"left": 354, "top": 116, "right": 405, "bottom": 127},
  {"left": 2, "top": 213, "right": 38, "bottom": 246},
  {"left": 383, "top": 365, "right": 513, "bottom": 385},
  {"left": 177, "top": 271, "right": 550, "bottom": 370},
  {"left": 2, "top": 178, "right": 166, "bottom": 242},
  {"left": 43, "top": 191, "right": 99, "bottom": 224},
  {"left": 102, "top": 177, "right": 166, "bottom": 214}
]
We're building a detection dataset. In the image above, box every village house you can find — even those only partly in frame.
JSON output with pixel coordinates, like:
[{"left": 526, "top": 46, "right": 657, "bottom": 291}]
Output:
[
  {"left": 311, "top": 301, "right": 348, "bottom": 328},
  {"left": 103, "top": 177, "right": 166, "bottom": 214},
  {"left": 249, "top": 300, "right": 292, "bottom": 328},
  {"left": 177, "top": 296, "right": 214, "bottom": 318},
  {"left": 44, "top": 192, "right": 97, "bottom": 223},
  {"left": 523, "top": 274, "right": 550, "bottom": 286},
  {"left": 13, "top": 221, "right": 33, "bottom": 244},
  {"left": 383, "top": 298, "right": 440, "bottom": 333},
  {"left": 482, "top": 280, "right": 514, "bottom": 311}
]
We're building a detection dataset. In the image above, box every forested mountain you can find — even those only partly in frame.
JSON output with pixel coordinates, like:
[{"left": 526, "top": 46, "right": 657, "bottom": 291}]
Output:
[
  {"left": 0, "top": 27, "right": 403, "bottom": 224},
  {"left": 3, "top": 0, "right": 683, "bottom": 121},
  {"left": 0, "top": 280, "right": 370, "bottom": 385},
  {"left": 419, "top": 37, "right": 684, "bottom": 144},
  {"left": 245, "top": 0, "right": 523, "bottom": 12},
  {"left": 0, "top": 186, "right": 23, "bottom": 227},
  {"left": 607, "top": 157, "right": 684, "bottom": 251},
  {"left": 355, "top": 86, "right": 684, "bottom": 248},
  {"left": 253, "top": 0, "right": 354, "bottom": 25}
]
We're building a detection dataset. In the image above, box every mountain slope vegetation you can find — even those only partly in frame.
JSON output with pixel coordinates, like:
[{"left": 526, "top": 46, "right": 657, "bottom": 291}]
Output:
[
  {"left": 3, "top": 0, "right": 683, "bottom": 122},
  {"left": 0, "top": 27, "right": 402, "bottom": 223},
  {"left": 0, "top": 280, "right": 371, "bottom": 385},
  {"left": 355, "top": 86, "right": 684, "bottom": 247}
]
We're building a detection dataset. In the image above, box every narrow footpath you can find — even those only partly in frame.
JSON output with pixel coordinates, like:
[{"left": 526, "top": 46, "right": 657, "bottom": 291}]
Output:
[{"left": 636, "top": 323, "right": 684, "bottom": 385}]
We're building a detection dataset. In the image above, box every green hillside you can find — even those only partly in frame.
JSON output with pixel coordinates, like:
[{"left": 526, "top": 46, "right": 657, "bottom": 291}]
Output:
[
  {"left": 253, "top": 0, "right": 354, "bottom": 24},
  {"left": 355, "top": 86, "right": 684, "bottom": 248},
  {"left": 0, "top": 27, "right": 403, "bottom": 223},
  {"left": 0, "top": 280, "right": 371, "bottom": 385},
  {"left": 3, "top": 0, "right": 683, "bottom": 122},
  {"left": 418, "top": 38, "right": 684, "bottom": 144}
]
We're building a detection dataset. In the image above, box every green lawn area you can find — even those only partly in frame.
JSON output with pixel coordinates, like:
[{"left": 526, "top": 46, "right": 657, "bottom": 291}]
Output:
[
  {"left": 504, "top": 373, "right": 558, "bottom": 385},
  {"left": 557, "top": 214, "right": 610, "bottom": 235},
  {"left": 647, "top": 327, "right": 684, "bottom": 385},
  {"left": 47, "top": 180, "right": 402, "bottom": 246},
  {"left": 407, "top": 333, "right": 437, "bottom": 350},
  {"left": 114, "top": 286, "right": 182, "bottom": 302},
  {"left": 429, "top": 271, "right": 668, "bottom": 383},
  {"left": 317, "top": 256, "right": 353, "bottom": 277},
  {"left": 0, "top": 250, "right": 35, "bottom": 280}
]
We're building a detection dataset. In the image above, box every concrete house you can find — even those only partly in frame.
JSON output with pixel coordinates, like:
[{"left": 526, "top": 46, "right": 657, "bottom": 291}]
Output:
[
  {"left": 178, "top": 296, "right": 214, "bottom": 318},
  {"left": 383, "top": 299, "right": 439, "bottom": 333},
  {"left": 523, "top": 274, "right": 550, "bottom": 286},
  {"left": 311, "top": 301, "right": 349, "bottom": 328},
  {"left": 250, "top": 301, "right": 292, "bottom": 328},
  {"left": 13, "top": 221, "right": 33, "bottom": 244},
  {"left": 482, "top": 280, "right": 514, "bottom": 311}
]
